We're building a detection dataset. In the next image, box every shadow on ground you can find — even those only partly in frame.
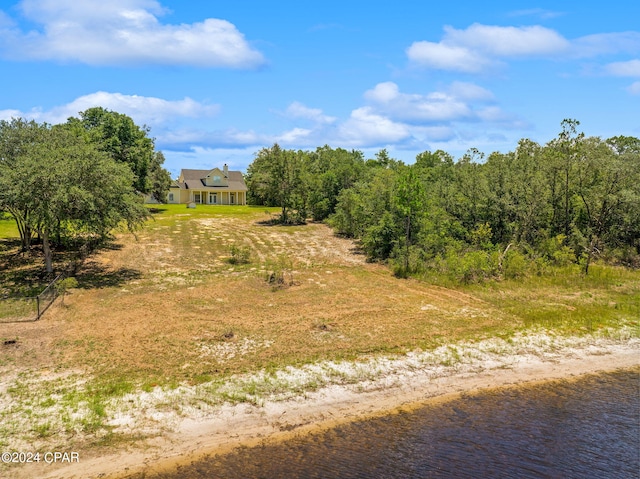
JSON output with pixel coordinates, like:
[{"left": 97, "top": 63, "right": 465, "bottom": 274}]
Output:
[
  {"left": 0, "top": 238, "right": 139, "bottom": 297},
  {"left": 74, "top": 263, "right": 142, "bottom": 289}
]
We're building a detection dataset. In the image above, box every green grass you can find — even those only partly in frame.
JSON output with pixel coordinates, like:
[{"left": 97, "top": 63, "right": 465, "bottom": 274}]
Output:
[
  {"left": 146, "top": 204, "right": 278, "bottom": 222},
  {"left": 0, "top": 297, "right": 37, "bottom": 321},
  {"left": 464, "top": 264, "right": 640, "bottom": 335},
  {"left": 0, "top": 214, "right": 18, "bottom": 239}
]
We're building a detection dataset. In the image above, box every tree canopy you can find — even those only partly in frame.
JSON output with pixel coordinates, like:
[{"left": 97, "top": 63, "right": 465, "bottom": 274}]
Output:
[
  {"left": 65, "top": 107, "right": 170, "bottom": 198},
  {"left": 246, "top": 122, "right": 640, "bottom": 281},
  {"left": 0, "top": 112, "right": 166, "bottom": 273}
]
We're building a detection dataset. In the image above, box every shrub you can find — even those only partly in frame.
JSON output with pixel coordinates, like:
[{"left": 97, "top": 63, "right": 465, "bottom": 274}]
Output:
[
  {"left": 470, "top": 222, "right": 494, "bottom": 250},
  {"left": 265, "top": 254, "right": 294, "bottom": 290},
  {"left": 540, "top": 234, "right": 576, "bottom": 266},
  {"left": 228, "top": 244, "right": 251, "bottom": 265},
  {"left": 362, "top": 211, "right": 397, "bottom": 261},
  {"left": 603, "top": 246, "right": 640, "bottom": 268},
  {"left": 503, "top": 249, "right": 528, "bottom": 279},
  {"left": 440, "top": 248, "right": 499, "bottom": 284},
  {"left": 391, "top": 244, "right": 426, "bottom": 278}
]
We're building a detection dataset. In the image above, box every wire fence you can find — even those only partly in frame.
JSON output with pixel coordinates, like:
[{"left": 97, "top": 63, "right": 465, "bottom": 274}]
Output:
[
  {"left": 0, "top": 238, "right": 98, "bottom": 323},
  {"left": 0, "top": 273, "right": 64, "bottom": 323}
]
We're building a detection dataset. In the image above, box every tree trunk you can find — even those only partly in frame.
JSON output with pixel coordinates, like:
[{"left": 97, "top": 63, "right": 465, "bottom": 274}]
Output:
[
  {"left": 9, "top": 210, "right": 31, "bottom": 251},
  {"left": 404, "top": 214, "right": 411, "bottom": 273},
  {"left": 41, "top": 228, "right": 53, "bottom": 273},
  {"left": 584, "top": 235, "right": 596, "bottom": 275}
]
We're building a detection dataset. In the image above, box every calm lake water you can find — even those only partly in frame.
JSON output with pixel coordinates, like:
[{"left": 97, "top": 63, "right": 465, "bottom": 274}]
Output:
[{"left": 138, "top": 368, "right": 639, "bottom": 479}]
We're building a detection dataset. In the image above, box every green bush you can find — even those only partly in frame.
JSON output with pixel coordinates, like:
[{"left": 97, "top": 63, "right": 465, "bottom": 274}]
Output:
[
  {"left": 265, "top": 254, "right": 294, "bottom": 290},
  {"left": 503, "top": 249, "right": 528, "bottom": 279},
  {"left": 391, "top": 244, "right": 426, "bottom": 278},
  {"left": 228, "top": 244, "right": 251, "bottom": 264},
  {"left": 604, "top": 246, "right": 640, "bottom": 268},
  {"left": 362, "top": 211, "right": 397, "bottom": 261},
  {"left": 540, "top": 234, "right": 576, "bottom": 266},
  {"left": 440, "top": 248, "right": 499, "bottom": 284}
]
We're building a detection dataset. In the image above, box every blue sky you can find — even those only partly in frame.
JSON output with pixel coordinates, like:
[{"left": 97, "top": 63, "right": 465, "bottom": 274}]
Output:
[{"left": 0, "top": 0, "right": 638, "bottom": 177}]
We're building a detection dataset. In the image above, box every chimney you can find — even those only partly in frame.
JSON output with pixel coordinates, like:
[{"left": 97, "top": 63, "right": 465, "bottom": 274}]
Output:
[{"left": 223, "top": 164, "right": 229, "bottom": 177}]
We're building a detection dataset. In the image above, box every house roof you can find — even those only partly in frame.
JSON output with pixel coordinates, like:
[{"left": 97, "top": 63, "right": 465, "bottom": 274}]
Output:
[{"left": 178, "top": 169, "right": 247, "bottom": 192}]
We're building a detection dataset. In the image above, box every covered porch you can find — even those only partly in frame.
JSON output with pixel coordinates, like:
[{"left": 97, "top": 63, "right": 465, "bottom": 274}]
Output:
[{"left": 189, "top": 190, "right": 246, "bottom": 205}]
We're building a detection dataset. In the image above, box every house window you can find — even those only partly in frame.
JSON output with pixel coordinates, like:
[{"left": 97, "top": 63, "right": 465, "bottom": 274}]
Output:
[
  {"left": 193, "top": 193, "right": 201, "bottom": 203},
  {"left": 168, "top": 193, "right": 174, "bottom": 202},
  {"left": 209, "top": 193, "right": 217, "bottom": 204},
  {"left": 213, "top": 175, "right": 221, "bottom": 183},
  {"left": 230, "top": 193, "right": 235, "bottom": 205}
]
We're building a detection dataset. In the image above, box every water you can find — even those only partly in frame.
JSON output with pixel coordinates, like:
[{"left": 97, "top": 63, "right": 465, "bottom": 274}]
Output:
[{"left": 141, "top": 369, "right": 640, "bottom": 479}]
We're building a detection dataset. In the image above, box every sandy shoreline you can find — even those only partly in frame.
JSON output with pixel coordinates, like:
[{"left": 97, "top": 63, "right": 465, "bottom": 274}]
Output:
[{"left": 8, "top": 336, "right": 637, "bottom": 479}]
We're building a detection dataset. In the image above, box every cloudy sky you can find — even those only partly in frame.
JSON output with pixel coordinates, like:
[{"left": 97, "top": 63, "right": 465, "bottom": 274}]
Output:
[{"left": 0, "top": 0, "right": 638, "bottom": 176}]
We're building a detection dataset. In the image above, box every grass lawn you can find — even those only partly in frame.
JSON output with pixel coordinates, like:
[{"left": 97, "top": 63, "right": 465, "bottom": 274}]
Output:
[
  {"left": 0, "top": 204, "right": 638, "bottom": 453},
  {"left": 0, "top": 214, "right": 18, "bottom": 238}
]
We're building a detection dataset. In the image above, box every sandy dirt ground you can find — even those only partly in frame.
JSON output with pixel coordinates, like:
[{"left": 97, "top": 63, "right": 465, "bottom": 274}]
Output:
[{"left": 9, "top": 342, "right": 638, "bottom": 479}]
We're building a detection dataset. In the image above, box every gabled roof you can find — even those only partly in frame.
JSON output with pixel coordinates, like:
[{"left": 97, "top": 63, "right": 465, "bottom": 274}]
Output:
[{"left": 178, "top": 169, "right": 247, "bottom": 191}]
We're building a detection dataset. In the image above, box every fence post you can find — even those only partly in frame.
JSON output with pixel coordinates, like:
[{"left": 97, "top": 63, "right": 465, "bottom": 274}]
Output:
[{"left": 36, "top": 295, "right": 40, "bottom": 320}]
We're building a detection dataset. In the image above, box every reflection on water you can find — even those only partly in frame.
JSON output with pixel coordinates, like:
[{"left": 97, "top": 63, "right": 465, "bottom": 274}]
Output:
[{"left": 139, "top": 369, "right": 639, "bottom": 479}]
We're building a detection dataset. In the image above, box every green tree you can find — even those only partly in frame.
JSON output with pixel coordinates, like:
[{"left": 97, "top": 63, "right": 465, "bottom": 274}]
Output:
[
  {"left": 148, "top": 151, "right": 172, "bottom": 203},
  {"left": 450, "top": 149, "right": 490, "bottom": 236},
  {"left": 394, "top": 166, "right": 426, "bottom": 274},
  {"left": 330, "top": 165, "right": 397, "bottom": 243},
  {"left": 545, "top": 119, "right": 583, "bottom": 242},
  {"left": 0, "top": 118, "right": 48, "bottom": 250},
  {"left": 305, "top": 146, "right": 365, "bottom": 221},
  {"left": 66, "top": 107, "right": 162, "bottom": 194},
  {"left": 606, "top": 136, "right": 640, "bottom": 258},
  {"left": 1, "top": 123, "right": 147, "bottom": 272},
  {"left": 246, "top": 144, "right": 308, "bottom": 224},
  {"left": 575, "top": 136, "right": 640, "bottom": 273}
]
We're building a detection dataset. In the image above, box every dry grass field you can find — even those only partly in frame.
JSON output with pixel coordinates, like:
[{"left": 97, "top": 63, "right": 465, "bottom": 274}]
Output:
[
  {"left": 0, "top": 205, "right": 637, "bottom": 465},
  {"left": 2, "top": 206, "right": 516, "bottom": 384}
]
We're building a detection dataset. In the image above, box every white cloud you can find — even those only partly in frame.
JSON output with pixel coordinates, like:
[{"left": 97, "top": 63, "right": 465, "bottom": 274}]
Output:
[
  {"left": 448, "top": 81, "right": 495, "bottom": 101},
  {"left": 627, "top": 81, "right": 640, "bottom": 95},
  {"left": 0, "top": 91, "right": 219, "bottom": 125},
  {"left": 411, "top": 125, "right": 457, "bottom": 142},
  {"left": 407, "top": 23, "right": 569, "bottom": 72},
  {"left": 284, "top": 102, "right": 337, "bottom": 125},
  {"left": 275, "top": 127, "right": 313, "bottom": 144},
  {"left": 605, "top": 59, "right": 640, "bottom": 77},
  {"left": 158, "top": 128, "right": 267, "bottom": 150},
  {"left": 507, "top": 9, "right": 564, "bottom": 20},
  {"left": 444, "top": 24, "right": 569, "bottom": 57},
  {"left": 0, "top": 0, "right": 265, "bottom": 68},
  {"left": 406, "top": 41, "right": 490, "bottom": 73},
  {"left": 162, "top": 146, "right": 260, "bottom": 177},
  {"left": 337, "top": 107, "right": 411, "bottom": 147},
  {"left": 363, "top": 81, "right": 503, "bottom": 124},
  {"left": 363, "top": 82, "right": 400, "bottom": 103},
  {"left": 572, "top": 32, "right": 640, "bottom": 58},
  {"left": 407, "top": 23, "right": 640, "bottom": 73},
  {"left": 0, "top": 84, "right": 527, "bottom": 159},
  {"left": 0, "top": 108, "right": 22, "bottom": 120}
]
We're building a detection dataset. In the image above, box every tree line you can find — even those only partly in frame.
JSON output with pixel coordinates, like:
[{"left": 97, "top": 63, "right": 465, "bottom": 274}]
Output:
[
  {"left": 0, "top": 108, "right": 171, "bottom": 273},
  {"left": 246, "top": 120, "right": 640, "bottom": 281}
]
